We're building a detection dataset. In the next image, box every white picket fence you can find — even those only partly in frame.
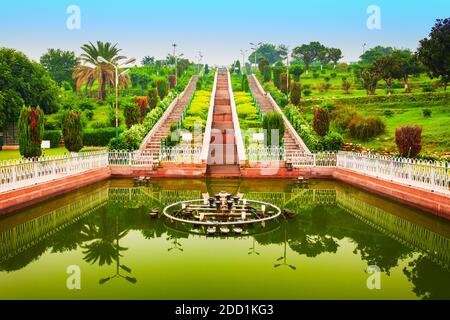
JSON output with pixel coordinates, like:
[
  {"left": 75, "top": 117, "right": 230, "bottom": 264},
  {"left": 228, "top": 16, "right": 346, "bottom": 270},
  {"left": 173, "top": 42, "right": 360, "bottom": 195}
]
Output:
[
  {"left": 246, "top": 146, "right": 285, "bottom": 162},
  {"left": 0, "top": 151, "right": 109, "bottom": 193},
  {"left": 159, "top": 146, "right": 201, "bottom": 164},
  {"left": 287, "top": 151, "right": 337, "bottom": 167},
  {"left": 108, "top": 150, "right": 157, "bottom": 166},
  {"left": 337, "top": 152, "right": 450, "bottom": 194}
]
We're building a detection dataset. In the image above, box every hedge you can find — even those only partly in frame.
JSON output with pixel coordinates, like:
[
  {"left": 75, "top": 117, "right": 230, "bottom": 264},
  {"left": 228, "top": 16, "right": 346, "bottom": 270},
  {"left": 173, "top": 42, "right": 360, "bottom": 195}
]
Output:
[
  {"left": 83, "top": 128, "right": 124, "bottom": 147},
  {"left": 298, "top": 92, "right": 450, "bottom": 107},
  {"left": 43, "top": 130, "right": 62, "bottom": 148}
]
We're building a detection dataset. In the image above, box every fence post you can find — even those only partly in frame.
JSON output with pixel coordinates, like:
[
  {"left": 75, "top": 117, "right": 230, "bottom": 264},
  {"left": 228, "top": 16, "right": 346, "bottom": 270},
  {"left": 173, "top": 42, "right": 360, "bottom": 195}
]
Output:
[
  {"left": 431, "top": 165, "right": 435, "bottom": 190},
  {"left": 34, "top": 161, "right": 38, "bottom": 180},
  {"left": 313, "top": 154, "right": 317, "bottom": 167},
  {"left": 129, "top": 152, "right": 133, "bottom": 166},
  {"left": 12, "top": 165, "right": 16, "bottom": 184}
]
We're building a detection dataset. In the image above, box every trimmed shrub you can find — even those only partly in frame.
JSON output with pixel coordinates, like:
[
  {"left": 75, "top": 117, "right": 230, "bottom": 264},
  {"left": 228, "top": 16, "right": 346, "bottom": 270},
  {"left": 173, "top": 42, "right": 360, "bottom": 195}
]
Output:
[
  {"left": 332, "top": 107, "right": 359, "bottom": 132},
  {"left": 83, "top": 128, "right": 123, "bottom": 147},
  {"left": 156, "top": 78, "right": 169, "bottom": 100},
  {"left": 43, "top": 130, "right": 62, "bottom": 148},
  {"left": 312, "top": 107, "right": 330, "bottom": 137},
  {"left": 147, "top": 88, "right": 159, "bottom": 110},
  {"left": 18, "top": 107, "right": 45, "bottom": 158},
  {"left": 395, "top": 126, "right": 422, "bottom": 157},
  {"left": 242, "top": 74, "right": 249, "bottom": 92},
  {"left": 62, "top": 111, "right": 83, "bottom": 152},
  {"left": 123, "top": 103, "right": 140, "bottom": 129},
  {"left": 136, "top": 96, "right": 149, "bottom": 123},
  {"left": 348, "top": 115, "right": 386, "bottom": 141},
  {"left": 272, "top": 66, "right": 285, "bottom": 89},
  {"left": 91, "top": 121, "right": 110, "bottom": 129},
  {"left": 258, "top": 59, "right": 269, "bottom": 74},
  {"left": 323, "top": 132, "right": 344, "bottom": 151},
  {"left": 312, "top": 72, "right": 320, "bottom": 79},
  {"left": 279, "top": 73, "right": 291, "bottom": 95},
  {"left": 262, "top": 112, "right": 285, "bottom": 146},
  {"left": 290, "top": 82, "right": 302, "bottom": 106},
  {"left": 289, "top": 65, "right": 304, "bottom": 81},
  {"left": 168, "top": 74, "right": 177, "bottom": 89},
  {"left": 303, "top": 89, "right": 312, "bottom": 97},
  {"left": 422, "top": 108, "right": 432, "bottom": 118},
  {"left": 84, "top": 110, "right": 94, "bottom": 121},
  {"left": 330, "top": 72, "right": 337, "bottom": 78},
  {"left": 263, "top": 66, "right": 272, "bottom": 83},
  {"left": 384, "top": 110, "right": 394, "bottom": 117}
]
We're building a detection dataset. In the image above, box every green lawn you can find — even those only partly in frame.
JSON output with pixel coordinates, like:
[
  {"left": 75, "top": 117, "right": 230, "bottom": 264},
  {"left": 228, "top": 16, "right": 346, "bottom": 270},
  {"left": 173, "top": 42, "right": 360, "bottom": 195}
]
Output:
[{"left": 0, "top": 147, "right": 107, "bottom": 161}]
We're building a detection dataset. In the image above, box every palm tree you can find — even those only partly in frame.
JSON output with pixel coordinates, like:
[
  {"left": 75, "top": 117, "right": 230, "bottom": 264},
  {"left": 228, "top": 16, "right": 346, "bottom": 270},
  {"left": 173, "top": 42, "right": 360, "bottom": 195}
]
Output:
[{"left": 73, "top": 41, "right": 130, "bottom": 100}]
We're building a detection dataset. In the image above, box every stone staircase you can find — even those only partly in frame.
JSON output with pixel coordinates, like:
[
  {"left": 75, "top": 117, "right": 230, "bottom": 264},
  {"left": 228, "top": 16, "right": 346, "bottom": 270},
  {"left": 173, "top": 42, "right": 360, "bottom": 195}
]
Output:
[
  {"left": 206, "top": 69, "right": 241, "bottom": 178},
  {"left": 141, "top": 76, "right": 198, "bottom": 155},
  {"left": 248, "top": 75, "right": 309, "bottom": 158}
]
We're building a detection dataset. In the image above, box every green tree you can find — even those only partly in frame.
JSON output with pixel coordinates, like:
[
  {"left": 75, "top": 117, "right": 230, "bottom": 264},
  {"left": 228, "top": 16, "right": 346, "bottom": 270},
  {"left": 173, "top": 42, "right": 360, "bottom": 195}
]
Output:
[
  {"left": 318, "top": 48, "right": 330, "bottom": 70},
  {"left": 141, "top": 56, "right": 155, "bottom": 66},
  {"left": 328, "top": 48, "right": 343, "bottom": 69},
  {"left": 391, "top": 50, "right": 423, "bottom": 92},
  {"left": 18, "top": 107, "right": 44, "bottom": 158},
  {"left": 361, "top": 67, "right": 380, "bottom": 95},
  {"left": 248, "top": 43, "right": 284, "bottom": 65},
  {"left": 73, "top": 41, "right": 130, "bottom": 100},
  {"left": 40, "top": 49, "right": 77, "bottom": 88},
  {"left": 62, "top": 111, "right": 83, "bottom": 152},
  {"left": 289, "top": 65, "right": 304, "bottom": 82},
  {"left": 292, "top": 42, "right": 325, "bottom": 74},
  {"left": 0, "top": 48, "right": 60, "bottom": 127},
  {"left": 417, "top": 18, "right": 450, "bottom": 91},
  {"left": 373, "top": 55, "right": 403, "bottom": 95},
  {"left": 360, "top": 46, "right": 394, "bottom": 64}
]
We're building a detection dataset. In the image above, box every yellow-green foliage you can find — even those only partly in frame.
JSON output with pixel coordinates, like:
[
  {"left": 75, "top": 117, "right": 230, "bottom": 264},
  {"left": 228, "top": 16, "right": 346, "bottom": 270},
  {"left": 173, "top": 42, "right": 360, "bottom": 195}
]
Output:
[
  {"left": 187, "top": 90, "right": 211, "bottom": 120},
  {"left": 234, "top": 92, "right": 261, "bottom": 130}
]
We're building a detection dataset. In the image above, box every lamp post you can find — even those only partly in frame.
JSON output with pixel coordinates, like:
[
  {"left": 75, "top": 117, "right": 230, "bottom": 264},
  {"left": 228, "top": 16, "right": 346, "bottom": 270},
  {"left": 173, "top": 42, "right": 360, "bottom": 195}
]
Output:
[
  {"left": 97, "top": 56, "right": 136, "bottom": 147},
  {"left": 240, "top": 49, "right": 248, "bottom": 74},
  {"left": 197, "top": 51, "right": 203, "bottom": 75},
  {"left": 250, "top": 42, "right": 262, "bottom": 72},
  {"left": 285, "top": 46, "right": 290, "bottom": 101}
]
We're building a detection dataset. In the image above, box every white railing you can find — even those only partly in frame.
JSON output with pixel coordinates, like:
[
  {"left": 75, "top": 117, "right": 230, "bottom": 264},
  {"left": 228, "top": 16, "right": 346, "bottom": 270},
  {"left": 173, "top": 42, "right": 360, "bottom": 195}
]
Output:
[
  {"left": 227, "top": 70, "right": 247, "bottom": 163},
  {"left": 337, "top": 152, "right": 450, "bottom": 194},
  {"left": 0, "top": 151, "right": 109, "bottom": 193},
  {"left": 246, "top": 146, "right": 285, "bottom": 162},
  {"left": 159, "top": 146, "right": 201, "bottom": 164},
  {"left": 288, "top": 152, "right": 337, "bottom": 167},
  {"left": 108, "top": 150, "right": 157, "bottom": 167},
  {"left": 200, "top": 70, "right": 218, "bottom": 164}
]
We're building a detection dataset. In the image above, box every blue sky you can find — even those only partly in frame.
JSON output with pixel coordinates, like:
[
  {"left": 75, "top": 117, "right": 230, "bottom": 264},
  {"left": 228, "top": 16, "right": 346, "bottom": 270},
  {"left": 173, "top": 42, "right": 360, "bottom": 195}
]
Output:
[{"left": 0, "top": 0, "right": 448, "bottom": 65}]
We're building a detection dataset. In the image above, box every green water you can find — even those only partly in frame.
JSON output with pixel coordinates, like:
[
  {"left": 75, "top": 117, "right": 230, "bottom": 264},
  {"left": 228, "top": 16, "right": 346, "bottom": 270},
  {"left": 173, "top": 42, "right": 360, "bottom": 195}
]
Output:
[{"left": 0, "top": 179, "right": 449, "bottom": 300}]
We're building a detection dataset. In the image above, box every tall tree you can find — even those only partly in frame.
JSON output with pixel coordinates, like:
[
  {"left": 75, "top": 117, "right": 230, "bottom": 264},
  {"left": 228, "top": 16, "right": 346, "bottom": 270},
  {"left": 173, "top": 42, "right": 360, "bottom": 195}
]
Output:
[
  {"left": 373, "top": 55, "right": 403, "bottom": 95},
  {"left": 40, "top": 49, "right": 77, "bottom": 88},
  {"left": 318, "top": 48, "right": 330, "bottom": 70},
  {"left": 360, "top": 46, "right": 394, "bottom": 64},
  {"left": 73, "top": 41, "right": 130, "bottom": 100},
  {"left": 360, "top": 67, "right": 380, "bottom": 95},
  {"left": 141, "top": 56, "right": 155, "bottom": 66},
  {"left": 391, "top": 50, "right": 423, "bottom": 92},
  {"left": 0, "top": 48, "right": 60, "bottom": 127},
  {"left": 248, "top": 43, "right": 283, "bottom": 65},
  {"left": 292, "top": 42, "right": 325, "bottom": 74},
  {"left": 328, "top": 48, "right": 343, "bottom": 69},
  {"left": 417, "top": 18, "right": 450, "bottom": 91}
]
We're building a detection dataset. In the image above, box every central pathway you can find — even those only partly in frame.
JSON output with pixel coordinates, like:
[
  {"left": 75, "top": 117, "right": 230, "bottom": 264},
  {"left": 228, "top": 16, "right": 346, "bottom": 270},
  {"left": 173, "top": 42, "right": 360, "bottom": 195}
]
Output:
[{"left": 207, "top": 69, "right": 241, "bottom": 177}]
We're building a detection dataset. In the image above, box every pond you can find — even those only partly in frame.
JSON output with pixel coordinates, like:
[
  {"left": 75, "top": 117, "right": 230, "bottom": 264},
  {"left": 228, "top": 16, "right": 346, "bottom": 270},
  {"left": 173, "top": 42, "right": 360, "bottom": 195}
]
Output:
[{"left": 0, "top": 179, "right": 449, "bottom": 300}]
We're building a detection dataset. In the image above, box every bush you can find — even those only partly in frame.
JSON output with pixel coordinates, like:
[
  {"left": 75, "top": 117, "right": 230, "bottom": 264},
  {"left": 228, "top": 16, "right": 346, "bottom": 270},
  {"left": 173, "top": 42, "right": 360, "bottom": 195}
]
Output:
[
  {"left": 323, "top": 132, "right": 344, "bottom": 151},
  {"left": 123, "top": 102, "right": 140, "bottom": 129},
  {"left": 348, "top": 115, "right": 386, "bottom": 141},
  {"left": 196, "top": 78, "right": 203, "bottom": 90},
  {"left": 62, "top": 111, "right": 83, "bottom": 152},
  {"left": 395, "top": 126, "right": 422, "bottom": 157},
  {"left": 332, "top": 107, "right": 359, "bottom": 132},
  {"left": 18, "top": 107, "right": 45, "bottom": 158},
  {"left": 303, "top": 89, "right": 312, "bottom": 97},
  {"left": 84, "top": 128, "right": 123, "bottom": 147},
  {"left": 262, "top": 112, "right": 285, "bottom": 146},
  {"left": 290, "top": 82, "right": 302, "bottom": 106},
  {"left": 279, "top": 73, "right": 291, "bottom": 95},
  {"left": 168, "top": 74, "right": 177, "bottom": 89},
  {"left": 45, "top": 117, "right": 61, "bottom": 130},
  {"left": 272, "top": 66, "right": 285, "bottom": 89},
  {"left": 84, "top": 110, "right": 94, "bottom": 121},
  {"left": 263, "top": 66, "right": 272, "bottom": 83},
  {"left": 90, "top": 121, "right": 110, "bottom": 129},
  {"left": 147, "top": 88, "right": 159, "bottom": 109},
  {"left": 156, "top": 78, "right": 169, "bottom": 100},
  {"left": 422, "top": 108, "right": 432, "bottom": 117},
  {"left": 136, "top": 96, "right": 149, "bottom": 123},
  {"left": 43, "top": 130, "right": 61, "bottom": 148},
  {"left": 330, "top": 72, "right": 337, "bottom": 78},
  {"left": 384, "top": 110, "right": 394, "bottom": 117},
  {"left": 108, "top": 124, "right": 146, "bottom": 151},
  {"left": 312, "top": 72, "right": 320, "bottom": 79},
  {"left": 312, "top": 107, "right": 330, "bottom": 136}
]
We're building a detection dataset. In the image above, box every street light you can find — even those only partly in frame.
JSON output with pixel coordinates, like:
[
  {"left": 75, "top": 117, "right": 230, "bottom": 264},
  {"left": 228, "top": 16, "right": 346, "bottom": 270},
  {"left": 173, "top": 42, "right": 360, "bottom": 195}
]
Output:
[
  {"left": 97, "top": 56, "right": 136, "bottom": 147},
  {"left": 285, "top": 46, "right": 290, "bottom": 100},
  {"left": 240, "top": 49, "right": 248, "bottom": 74},
  {"left": 250, "top": 42, "right": 262, "bottom": 72},
  {"left": 197, "top": 51, "right": 203, "bottom": 75}
]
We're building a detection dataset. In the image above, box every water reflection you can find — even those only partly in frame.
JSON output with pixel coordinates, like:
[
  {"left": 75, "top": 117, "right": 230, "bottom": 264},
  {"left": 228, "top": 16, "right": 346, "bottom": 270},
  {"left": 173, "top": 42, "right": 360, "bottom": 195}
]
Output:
[{"left": 0, "top": 179, "right": 449, "bottom": 299}]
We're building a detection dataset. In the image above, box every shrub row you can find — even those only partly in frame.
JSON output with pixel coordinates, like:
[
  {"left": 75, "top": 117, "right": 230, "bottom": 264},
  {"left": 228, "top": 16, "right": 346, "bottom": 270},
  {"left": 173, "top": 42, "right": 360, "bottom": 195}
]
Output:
[
  {"left": 43, "top": 130, "right": 62, "bottom": 148},
  {"left": 298, "top": 92, "right": 449, "bottom": 107},
  {"left": 83, "top": 128, "right": 124, "bottom": 147}
]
